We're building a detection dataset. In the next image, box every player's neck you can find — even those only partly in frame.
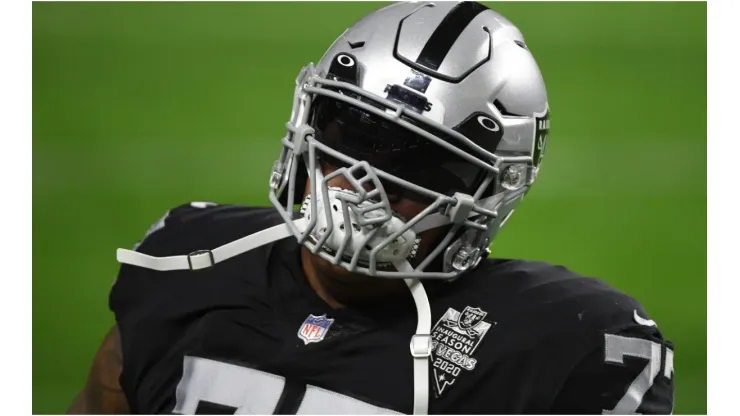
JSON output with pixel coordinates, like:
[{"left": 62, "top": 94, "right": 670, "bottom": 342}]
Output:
[{"left": 300, "top": 247, "right": 346, "bottom": 310}]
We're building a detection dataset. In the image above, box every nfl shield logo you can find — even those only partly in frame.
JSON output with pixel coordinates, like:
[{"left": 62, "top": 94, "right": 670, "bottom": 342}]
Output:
[
  {"left": 298, "top": 314, "right": 335, "bottom": 345},
  {"left": 457, "top": 306, "right": 487, "bottom": 331}
]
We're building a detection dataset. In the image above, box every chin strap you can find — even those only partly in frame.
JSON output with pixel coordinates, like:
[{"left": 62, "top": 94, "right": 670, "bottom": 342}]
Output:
[
  {"left": 117, "top": 218, "right": 433, "bottom": 415},
  {"left": 396, "top": 261, "right": 432, "bottom": 415},
  {"left": 116, "top": 218, "right": 307, "bottom": 271},
  {"left": 116, "top": 211, "right": 451, "bottom": 273}
]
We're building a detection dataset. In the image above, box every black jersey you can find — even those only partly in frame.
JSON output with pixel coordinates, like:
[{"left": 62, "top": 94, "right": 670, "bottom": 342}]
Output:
[{"left": 109, "top": 202, "right": 674, "bottom": 414}]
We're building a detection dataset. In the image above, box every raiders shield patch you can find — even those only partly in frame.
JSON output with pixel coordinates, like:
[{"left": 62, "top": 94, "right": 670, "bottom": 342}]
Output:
[{"left": 430, "top": 306, "right": 494, "bottom": 396}]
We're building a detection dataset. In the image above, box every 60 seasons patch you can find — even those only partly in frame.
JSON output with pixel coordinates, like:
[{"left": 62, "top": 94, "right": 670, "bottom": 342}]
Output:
[{"left": 430, "top": 306, "right": 493, "bottom": 396}]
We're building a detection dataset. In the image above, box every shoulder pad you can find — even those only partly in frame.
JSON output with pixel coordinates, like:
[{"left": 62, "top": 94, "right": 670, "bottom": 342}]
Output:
[
  {"left": 130, "top": 202, "right": 283, "bottom": 257},
  {"left": 466, "top": 259, "right": 662, "bottom": 337},
  {"left": 131, "top": 202, "right": 219, "bottom": 249}
]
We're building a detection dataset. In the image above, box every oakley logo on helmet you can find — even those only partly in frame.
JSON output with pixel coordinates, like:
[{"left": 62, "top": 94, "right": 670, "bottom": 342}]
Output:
[
  {"left": 476, "top": 115, "right": 499, "bottom": 132},
  {"left": 336, "top": 54, "right": 355, "bottom": 67}
]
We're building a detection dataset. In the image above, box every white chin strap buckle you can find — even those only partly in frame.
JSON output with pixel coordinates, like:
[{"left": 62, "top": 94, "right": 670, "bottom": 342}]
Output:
[
  {"left": 300, "top": 188, "right": 419, "bottom": 264},
  {"left": 187, "top": 250, "right": 215, "bottom": 270},
  {"left": 403, "top": 277, "right": 432, "bottom": 415},
  {"left": 410, "top": 334, "right": 433, "bottom": 358}
]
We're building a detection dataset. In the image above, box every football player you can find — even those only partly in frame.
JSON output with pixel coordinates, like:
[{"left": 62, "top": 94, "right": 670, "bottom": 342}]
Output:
[{"left": 68, "top": 2, "right": 674, "bottom": 414}]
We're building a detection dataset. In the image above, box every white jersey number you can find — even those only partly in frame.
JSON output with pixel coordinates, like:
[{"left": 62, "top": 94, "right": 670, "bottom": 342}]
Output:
[
  {"left": 602, "top": 334, "right": 674, "bottom": 414},
  {"left": 173, "top": 356, "right": 400, "bottom": 415}
]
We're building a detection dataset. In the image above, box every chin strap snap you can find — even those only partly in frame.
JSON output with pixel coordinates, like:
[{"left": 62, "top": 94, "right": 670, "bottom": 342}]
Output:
[{"left": 395, "top": 260, "right": 432, "bottom": 415}]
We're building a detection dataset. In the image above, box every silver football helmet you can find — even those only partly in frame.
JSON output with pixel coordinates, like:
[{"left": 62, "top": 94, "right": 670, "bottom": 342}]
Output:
[
  {"left": 269, "top": 1, "right": 550, "bottom": 280},
  {"left": 116, "top": 3, "right": 549, "bottom": 414}
]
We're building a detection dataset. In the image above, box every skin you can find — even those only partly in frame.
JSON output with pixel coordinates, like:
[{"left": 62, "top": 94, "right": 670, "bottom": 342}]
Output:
[{"left": 66, "top": 325, "right": 129, "bottom": 414}]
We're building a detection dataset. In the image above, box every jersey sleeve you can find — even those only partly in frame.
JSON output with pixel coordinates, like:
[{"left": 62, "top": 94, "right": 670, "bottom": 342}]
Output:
[{"left": 551, "top": 322, "right": 675, "bottom": 414}]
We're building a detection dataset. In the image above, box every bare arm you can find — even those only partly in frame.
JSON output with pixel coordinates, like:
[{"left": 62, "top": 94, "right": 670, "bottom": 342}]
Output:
[{"left": 67, "top": 325, "right": 130, "bottom": 414}]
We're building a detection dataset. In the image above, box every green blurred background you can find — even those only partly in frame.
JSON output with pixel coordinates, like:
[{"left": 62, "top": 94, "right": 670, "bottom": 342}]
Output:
[{"left": 32, "top": 2, "right": 706, "bottom": 414}]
